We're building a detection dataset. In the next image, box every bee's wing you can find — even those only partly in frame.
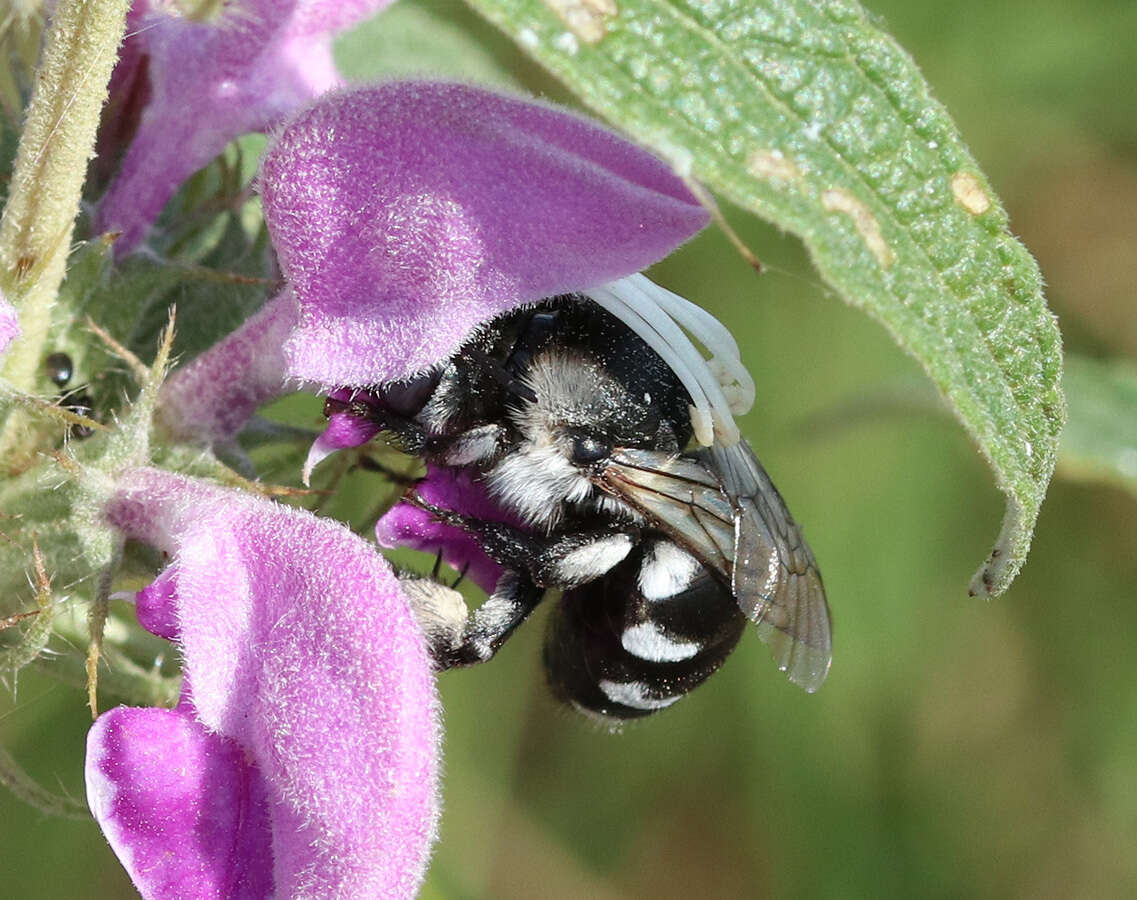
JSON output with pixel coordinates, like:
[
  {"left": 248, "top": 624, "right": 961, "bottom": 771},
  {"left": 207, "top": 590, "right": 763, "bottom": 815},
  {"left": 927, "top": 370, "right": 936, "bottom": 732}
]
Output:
[
  {"left": 604, "top": 444, "right": 831, "bottom": 693},
  {"left": 699, "top": 442, "right": 831, "bottom": 692},
  {"left": 601, "top": 448, "right": 736, "bottom": 574}
]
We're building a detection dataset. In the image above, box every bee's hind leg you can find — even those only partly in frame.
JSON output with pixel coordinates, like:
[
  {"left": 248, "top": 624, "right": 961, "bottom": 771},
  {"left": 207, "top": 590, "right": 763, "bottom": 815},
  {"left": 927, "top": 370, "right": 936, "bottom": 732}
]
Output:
[{"left": 400, "top": 568, "right": 544, "bottom": 669}]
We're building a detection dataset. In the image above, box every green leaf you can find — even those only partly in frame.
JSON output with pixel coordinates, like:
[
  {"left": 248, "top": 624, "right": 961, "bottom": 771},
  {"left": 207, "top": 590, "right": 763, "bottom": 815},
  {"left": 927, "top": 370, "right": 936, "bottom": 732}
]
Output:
[
  {"left": 462, "top": 0, "right": 1064, "bottom": 595},
  {"left": 1058, "top": 355, "right": 1137, "bottom": 495},
  {"left": 337, "top": 0, "right": 526, "bottom": 88}
]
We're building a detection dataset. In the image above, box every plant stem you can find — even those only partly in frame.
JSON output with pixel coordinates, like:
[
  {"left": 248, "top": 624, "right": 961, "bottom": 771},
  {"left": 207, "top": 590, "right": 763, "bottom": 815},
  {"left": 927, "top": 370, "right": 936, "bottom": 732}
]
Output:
[{"left": 0, "top": 0, "right": 130, "bottom": 472}]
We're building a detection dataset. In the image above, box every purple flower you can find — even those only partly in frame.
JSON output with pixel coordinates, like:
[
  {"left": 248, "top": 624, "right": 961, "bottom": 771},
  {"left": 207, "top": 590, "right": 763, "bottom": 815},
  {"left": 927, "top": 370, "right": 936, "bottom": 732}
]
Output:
[
  {"left": 96, "top": 0, "right": 394, "bottom": 254},
  {"left": 0, "top": 289, "right": 16, "bottom": 355},
  {"left": 376, "top": 465, "right": 513, "bottom": 595},
  {"left": 89, "top": 467, "right": 439, "bottom": 899},
  {"left": 160, "top": 81, "right": 750, "bottom": 454},
  {"left": 260, "top": 81, "right": 710, "bottom": 391}
]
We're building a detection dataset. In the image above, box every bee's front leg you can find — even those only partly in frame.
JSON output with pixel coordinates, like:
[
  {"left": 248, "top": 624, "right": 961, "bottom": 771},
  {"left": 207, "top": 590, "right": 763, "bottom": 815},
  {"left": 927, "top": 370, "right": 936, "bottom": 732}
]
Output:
[{"left": 405, "top": 493, "right": 638, "bottom": 589}]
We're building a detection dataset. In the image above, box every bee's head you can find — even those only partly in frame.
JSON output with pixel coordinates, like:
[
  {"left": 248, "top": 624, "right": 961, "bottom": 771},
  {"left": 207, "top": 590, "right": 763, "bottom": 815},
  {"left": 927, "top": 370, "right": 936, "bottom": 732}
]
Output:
[{"left": 486, "top": 348, "right": 681, "bottom": 528}]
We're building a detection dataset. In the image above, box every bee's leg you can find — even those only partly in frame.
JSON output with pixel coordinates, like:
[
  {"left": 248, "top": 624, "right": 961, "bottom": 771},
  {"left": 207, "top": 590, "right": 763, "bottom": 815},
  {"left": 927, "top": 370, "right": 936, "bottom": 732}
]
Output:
[
  {"left": 448, "top": 571, "right": 544, "bottom": 667},
  {"left": 324, "top": 394, "right": 429, "bottom": 454},
  {"left": 424, "top": 423, "right": 509, "bottom": 468},
  {"left": 405, "top": 494, "right": 637, "bottom": 589},
  {"left": 399, "top": 569, "right": 544, "bottom": 669},
  {"left": 347, "top": 395, "right": 508, "bottom": 466}
]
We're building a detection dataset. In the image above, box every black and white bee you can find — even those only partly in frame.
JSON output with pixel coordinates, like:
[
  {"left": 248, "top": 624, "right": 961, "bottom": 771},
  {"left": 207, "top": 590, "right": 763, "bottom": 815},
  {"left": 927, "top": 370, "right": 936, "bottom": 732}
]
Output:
[{"left": 335, "top": 276, "right": 832, "bottom": 718}]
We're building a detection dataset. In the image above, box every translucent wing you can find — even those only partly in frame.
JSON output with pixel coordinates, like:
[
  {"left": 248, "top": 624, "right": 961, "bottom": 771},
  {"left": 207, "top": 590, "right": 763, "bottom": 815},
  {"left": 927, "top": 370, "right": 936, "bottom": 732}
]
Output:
[
  {"left": 600, "top": 448, "right": 735, "bottom": 572},
  {"left": 699, "top": 442, "right": 831, "bottom": 692},
  {"left": 601, "top": 443, "right": 832, "bottom": 692}
]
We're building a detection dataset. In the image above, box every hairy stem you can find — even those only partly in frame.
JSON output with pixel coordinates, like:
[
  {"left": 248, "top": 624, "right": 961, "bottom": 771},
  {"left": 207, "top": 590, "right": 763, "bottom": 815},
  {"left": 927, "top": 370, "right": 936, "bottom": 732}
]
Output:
[{"left": 0, "top": 0, "right": 130, "bottom": 472}]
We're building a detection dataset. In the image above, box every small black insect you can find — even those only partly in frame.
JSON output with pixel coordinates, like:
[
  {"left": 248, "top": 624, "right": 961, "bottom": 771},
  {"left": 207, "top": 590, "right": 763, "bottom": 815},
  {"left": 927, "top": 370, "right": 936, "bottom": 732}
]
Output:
[
  {"left": 43, "top": 351, "right": 97, "bottom": 439},
  {"left": 44, "top": 351, "right": 74, "bottom": 388},
  {"left": 65, "top": 389, "right": 96, "bottom": 439},
  {"left": 345, "top": 292, "right": 831, "bottom": 718}
]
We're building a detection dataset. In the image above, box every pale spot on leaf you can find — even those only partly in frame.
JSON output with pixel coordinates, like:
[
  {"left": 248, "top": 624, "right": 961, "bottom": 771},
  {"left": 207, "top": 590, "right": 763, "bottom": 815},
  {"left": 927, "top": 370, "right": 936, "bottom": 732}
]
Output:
[
  {"left": 552, "top": 31, "right": 580, "bottom": 55},
  {"left": 747, "top": 148, "right": 801, "bottom": 182},
  {"left": 542, "top": 0, "right": 618, "bottom": 44},
  {"left": 951, "top": 171, "right": 991, "bottom": 215},
  {"left": 821, "top": 188, "right": 894, "bottom": 269}
]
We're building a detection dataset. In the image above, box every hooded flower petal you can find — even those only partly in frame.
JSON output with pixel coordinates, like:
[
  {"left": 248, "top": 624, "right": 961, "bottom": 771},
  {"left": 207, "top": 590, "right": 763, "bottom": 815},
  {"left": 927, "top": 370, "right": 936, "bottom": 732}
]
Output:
[
  {"left": 93, "top": 468, "right": 439, "bottom": 899},
  {"left": 0, "top": 289, "right": 17, "bottom": 355},
  {"left": 260, "top": 80, "right": 710, "bottom": 390},
  {"left": 97, "top": 0, "right": 394, "bottom": 253},
  {"left": 158, "top": 81, "right": 708, "bottom": 445}
]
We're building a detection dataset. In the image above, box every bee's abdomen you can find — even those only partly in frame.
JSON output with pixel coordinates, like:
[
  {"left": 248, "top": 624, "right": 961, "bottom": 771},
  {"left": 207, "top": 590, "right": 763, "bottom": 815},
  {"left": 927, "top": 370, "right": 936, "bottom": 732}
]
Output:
[{"left": 543, "top": 540, "right": 745, "bottom": 720}]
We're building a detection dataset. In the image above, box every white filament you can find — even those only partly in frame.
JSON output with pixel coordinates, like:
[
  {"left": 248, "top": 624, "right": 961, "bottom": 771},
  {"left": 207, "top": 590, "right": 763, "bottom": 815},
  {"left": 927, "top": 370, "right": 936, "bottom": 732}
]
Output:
[
  {"left": 623, "top": 273, "right": 756, "bottom": 414},
  {"left": 585, "top": 274, "right": 754, "bottom": 446}
]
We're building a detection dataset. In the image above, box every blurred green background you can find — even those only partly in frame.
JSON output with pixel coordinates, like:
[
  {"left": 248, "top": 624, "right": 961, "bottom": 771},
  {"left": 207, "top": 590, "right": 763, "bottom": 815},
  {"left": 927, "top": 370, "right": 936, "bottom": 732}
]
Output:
[{"left": 3, "top": 0, "right": 1137, "bottom": 897}]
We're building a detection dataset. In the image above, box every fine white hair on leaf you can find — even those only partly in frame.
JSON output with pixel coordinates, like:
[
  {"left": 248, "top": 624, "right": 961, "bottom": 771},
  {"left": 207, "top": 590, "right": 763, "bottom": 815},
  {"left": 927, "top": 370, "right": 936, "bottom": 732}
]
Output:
[{"left": 585, "top": 274, "right": 753, "bottom": 446}]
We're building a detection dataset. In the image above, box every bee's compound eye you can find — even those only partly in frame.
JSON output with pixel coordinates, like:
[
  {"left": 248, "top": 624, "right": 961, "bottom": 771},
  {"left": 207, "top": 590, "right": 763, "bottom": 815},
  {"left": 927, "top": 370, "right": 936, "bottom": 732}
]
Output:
[
  {"left": 570, "top": 433, "right": 611, "bottom": 464},
  {"left": 44, "top": 352, "right": 73, "bottom": 388}
]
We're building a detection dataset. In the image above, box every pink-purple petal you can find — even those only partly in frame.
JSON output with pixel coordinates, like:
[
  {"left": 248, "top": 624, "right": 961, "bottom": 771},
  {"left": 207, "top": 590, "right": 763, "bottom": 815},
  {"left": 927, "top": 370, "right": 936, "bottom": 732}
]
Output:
[
  {"left": 260, "top": 80, "right": 709, "bottom": 390},
  {"left": 0, "top": 289, "right": 17, "bottom": 355},
  {"left": 97, "top": 468, "right": 439, "bottom": 899},
  {"left": 86, "top": 707, "right": 274, "bottom": 900},
  {"left": 157, "top": 290, "right": 297, "bottom": 443},
  {"left": 376, "top": 466, "right": 510, "bottom": 594},
  {"left": 97, "top": 0, "right": 394, "bottom": 254},
  {"left": 302, "top": 407, "right": 382, "bottom": 484},
  {"left": 134, "top": 565, "right": 179, "bottom": 641}
]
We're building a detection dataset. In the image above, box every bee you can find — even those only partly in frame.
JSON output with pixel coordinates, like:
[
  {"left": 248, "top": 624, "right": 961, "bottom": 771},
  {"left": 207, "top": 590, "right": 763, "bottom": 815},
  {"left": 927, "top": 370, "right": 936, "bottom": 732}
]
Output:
[{"left": 342, "top": 288, "right": 831, "bottom": 717}]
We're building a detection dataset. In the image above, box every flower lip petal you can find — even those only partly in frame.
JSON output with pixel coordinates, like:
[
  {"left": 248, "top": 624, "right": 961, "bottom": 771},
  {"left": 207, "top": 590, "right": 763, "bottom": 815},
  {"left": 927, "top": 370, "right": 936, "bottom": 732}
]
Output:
[
  {"left": 134, "top": 566, "right": 179, "bottom": 641},
  {"left": 100, "top": 468, "right": 439, "bottom": 899},
  {"left": 376, "top": 466, "right": 511, "bottom": 595},
  {"left": 86, "top": 706, "right": 275, "bottom": 900},
  {"left": 302, "top": 405, "right": 382, "bottom": 484},
  {"left": 260, "top": 80, "right": 709, "bottom": 389}
]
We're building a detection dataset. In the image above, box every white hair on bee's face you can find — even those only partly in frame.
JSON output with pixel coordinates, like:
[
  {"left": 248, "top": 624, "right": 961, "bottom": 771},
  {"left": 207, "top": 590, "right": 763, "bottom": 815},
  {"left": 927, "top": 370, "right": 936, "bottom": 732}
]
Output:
[
  {"left": 512, "top": 348, "right": 617, "bottom": 429},
  {"left": 585, "top": 273, "right": 754, "bottom": 447},
  {"left": 486, "top": 441, "right": 592, "bottom": 528},
  {"left": 485, "top": 349, "right": 619, "bottom": 528}
]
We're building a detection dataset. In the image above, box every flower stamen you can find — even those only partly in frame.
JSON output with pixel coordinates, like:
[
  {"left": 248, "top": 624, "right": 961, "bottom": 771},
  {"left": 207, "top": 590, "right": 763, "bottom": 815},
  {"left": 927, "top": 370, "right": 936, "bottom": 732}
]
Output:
[{"left": 585, "top": 274, "right": 754, "bottom": 446}]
